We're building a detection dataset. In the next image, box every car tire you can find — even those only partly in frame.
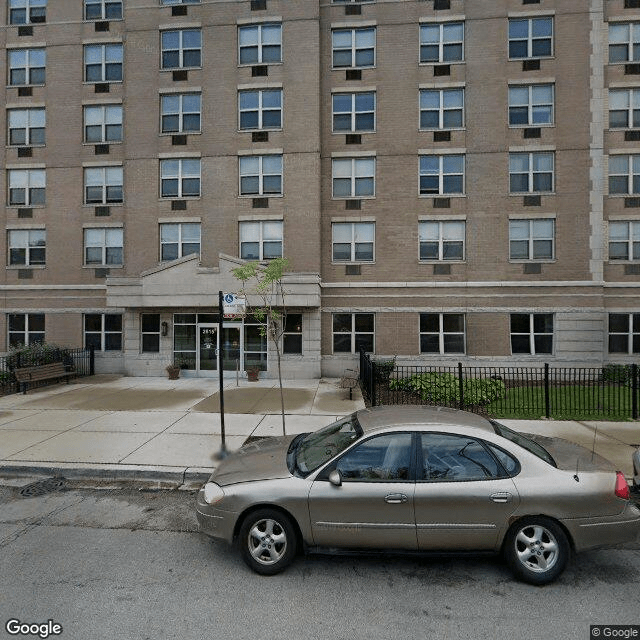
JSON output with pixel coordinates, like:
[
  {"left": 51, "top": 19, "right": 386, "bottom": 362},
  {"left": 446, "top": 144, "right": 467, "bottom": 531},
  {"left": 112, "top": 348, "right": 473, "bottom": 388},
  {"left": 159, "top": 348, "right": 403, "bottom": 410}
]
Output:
[
  {"left": 238, "top": 509, "right": 298, "bottom": 575},
  {"left": 504, "top": 517, "right": 570, "bottom": 585}
]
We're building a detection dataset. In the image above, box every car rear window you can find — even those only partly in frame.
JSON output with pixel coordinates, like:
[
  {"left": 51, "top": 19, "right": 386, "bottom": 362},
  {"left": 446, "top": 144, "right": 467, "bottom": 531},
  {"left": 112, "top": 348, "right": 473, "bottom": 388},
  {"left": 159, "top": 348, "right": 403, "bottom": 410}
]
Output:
[{"left": 491, "top": 421, "right": 557, "bottom": 467}]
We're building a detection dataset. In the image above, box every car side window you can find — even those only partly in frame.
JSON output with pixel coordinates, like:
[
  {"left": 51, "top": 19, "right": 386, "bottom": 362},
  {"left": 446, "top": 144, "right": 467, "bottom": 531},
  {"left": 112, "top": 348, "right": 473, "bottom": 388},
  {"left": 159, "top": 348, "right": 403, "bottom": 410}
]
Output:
[
  {"left": 486, "top": 443, "right": 520, "bottom": 476},
  {"left": 421, "top": 433, "right": 502, "bottom": 482},
  {"left": 335, "top": 433, "right": 412, "bottom": 482}
]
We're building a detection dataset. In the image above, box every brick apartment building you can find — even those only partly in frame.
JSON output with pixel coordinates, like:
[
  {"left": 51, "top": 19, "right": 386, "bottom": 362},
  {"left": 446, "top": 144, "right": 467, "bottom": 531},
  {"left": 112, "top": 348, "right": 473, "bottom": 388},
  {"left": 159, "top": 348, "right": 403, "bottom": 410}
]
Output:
[{"left": 0, "top": 0, "right": 638, "bottom": 379}]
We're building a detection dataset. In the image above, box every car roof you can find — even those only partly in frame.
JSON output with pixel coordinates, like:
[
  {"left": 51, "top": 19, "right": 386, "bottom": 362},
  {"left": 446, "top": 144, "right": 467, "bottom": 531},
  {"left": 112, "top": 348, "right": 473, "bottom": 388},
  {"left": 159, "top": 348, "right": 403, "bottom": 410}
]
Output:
[{"left": 355, "top": 405, "right": 495, "bottom": 434}]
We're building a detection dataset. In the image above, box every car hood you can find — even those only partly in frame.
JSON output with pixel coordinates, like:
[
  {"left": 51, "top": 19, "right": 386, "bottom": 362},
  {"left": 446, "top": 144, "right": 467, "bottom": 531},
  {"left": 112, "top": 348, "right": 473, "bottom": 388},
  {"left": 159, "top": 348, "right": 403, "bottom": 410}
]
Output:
[
  {"left": 524, "top": 433, "right": 616, "bottom": 472},
  {"left": 210, "top": 435, "right": 296, "bottom": 487}
]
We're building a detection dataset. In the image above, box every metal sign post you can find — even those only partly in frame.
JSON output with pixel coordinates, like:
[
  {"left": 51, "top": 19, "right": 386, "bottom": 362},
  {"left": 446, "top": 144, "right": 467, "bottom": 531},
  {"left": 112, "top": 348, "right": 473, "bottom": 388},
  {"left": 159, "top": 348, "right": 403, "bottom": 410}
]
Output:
[{"left": 217, "top": 290, "right": 227, "bottom": 458}]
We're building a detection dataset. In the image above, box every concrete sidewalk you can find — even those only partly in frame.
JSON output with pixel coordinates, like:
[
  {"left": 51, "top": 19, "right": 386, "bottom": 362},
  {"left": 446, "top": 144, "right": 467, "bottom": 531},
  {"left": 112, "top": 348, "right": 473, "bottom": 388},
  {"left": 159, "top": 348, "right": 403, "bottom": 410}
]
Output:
[{"left": 0, "top": 375, "right": 637, "bottom": 487}]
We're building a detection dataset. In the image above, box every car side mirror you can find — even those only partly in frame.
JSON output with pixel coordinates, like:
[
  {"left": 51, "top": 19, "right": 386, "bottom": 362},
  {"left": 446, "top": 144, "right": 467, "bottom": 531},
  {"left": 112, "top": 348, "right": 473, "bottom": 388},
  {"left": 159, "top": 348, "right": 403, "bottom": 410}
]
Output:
[{"left": 328, "top": 469, "right": 342, "bottom": 487}]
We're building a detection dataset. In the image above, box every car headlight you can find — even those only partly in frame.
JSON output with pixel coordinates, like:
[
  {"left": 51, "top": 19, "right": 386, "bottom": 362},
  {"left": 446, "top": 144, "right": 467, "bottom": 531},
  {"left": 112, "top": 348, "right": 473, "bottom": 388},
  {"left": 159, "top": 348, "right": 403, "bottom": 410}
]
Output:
[{"left": 203, "top": 482, "right": 225, "bottom": 505}]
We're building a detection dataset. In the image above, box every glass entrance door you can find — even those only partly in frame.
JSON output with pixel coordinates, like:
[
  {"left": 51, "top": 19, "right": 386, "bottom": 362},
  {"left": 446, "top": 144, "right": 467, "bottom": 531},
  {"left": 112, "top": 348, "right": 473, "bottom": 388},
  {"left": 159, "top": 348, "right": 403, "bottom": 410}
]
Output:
[
  {"left": 222, "top": 326, "right": 242, "bottom": 372},
  {"left": 197, "top": 325, "right": 218, "bottom": 375}
]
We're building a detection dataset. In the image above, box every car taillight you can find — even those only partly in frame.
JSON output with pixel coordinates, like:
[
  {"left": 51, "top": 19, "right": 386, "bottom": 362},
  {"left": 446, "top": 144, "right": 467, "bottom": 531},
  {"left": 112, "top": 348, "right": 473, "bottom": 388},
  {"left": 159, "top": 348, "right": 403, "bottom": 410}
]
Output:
[{"left": 615, "top": 471, "right": 630, "bottom": 500}]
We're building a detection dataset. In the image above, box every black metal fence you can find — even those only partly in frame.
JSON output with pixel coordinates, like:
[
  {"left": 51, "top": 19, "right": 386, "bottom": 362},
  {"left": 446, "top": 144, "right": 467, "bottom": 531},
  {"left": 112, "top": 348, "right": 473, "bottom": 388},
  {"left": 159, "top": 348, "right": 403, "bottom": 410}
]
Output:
[
  {"left": 0, "top": 346, "right": 95, "bottom": 395},
  {"left": 359, "top": 349, "right": 640, "bottom": 420}
]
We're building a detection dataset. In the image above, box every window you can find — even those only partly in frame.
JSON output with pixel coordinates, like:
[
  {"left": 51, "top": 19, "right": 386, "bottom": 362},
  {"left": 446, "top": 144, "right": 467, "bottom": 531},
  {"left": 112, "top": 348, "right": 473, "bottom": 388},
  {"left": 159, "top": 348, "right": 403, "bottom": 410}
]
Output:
[
  {"left": 509, "top": 152, "right": 554, "bottom": 194},
  {"left": 609, "top": 22, "right": 640, "bottom": 64},
  {"left": 420, "top": 313, "right": 465, "bottom": 354},
  {"left": 160, "top": 93, "right": 201, "bottom": 134},
  {"left": 332, "top": 222, "right": 374, "bottom": 262},
  {"left": 84, "top": 0, "right": 122, "bottom": 20},
  {"left": 8, "top": 108, "right": 45, "bottom": 146},
  {"left": 419, "top": 220, "right": 465, "bottom": 261},
  {"left": 141, "top": 314, "right": 160, "bottom": 353},
  {"left": 608, "top": 313, "right": 640, "bottom": 354},
  {"left": 83, "top": 105, "right": 122, "bottom": 143},
  {"left": 238, "top": 89, "right": 282, "bottom": 131},
  {"left": 419, "top": 88, "right": 464, "bottom": 130},
  {"left": 609, "top": 221, "right": 640, "bottom": 261},
  {"left": 332, "top": 313, "right": 374, "bottom": 353},
  {"left": 84, "top": 227, "right": 123, "bottom": 265},
  {"left": 419, "top": 154, "right": 464, "bottom": 195},
  {"left": 421, "top": 433, "right": 503, "bottom": 482},
  {"left": 239, "top": 155, "right": 283, "bottom": 196},
  {"left": 161, "top": 0, "right": 201, "bottom": 4},
  {"left": 84, "top": 166, "right": 123, "bottom": 204},
  {"left": 8, "top": 48, "right": 45, "bottom": 86},
  {"left": 9, "top": 0, "right": 46, "bottom": 25},
  {"left": 8, "top": 229, "right": 45, "bottom": 266},
  {"left": 238, "top": 23, "right": 282, "bottom": 65},
  {"left": 334, "top": 433, "right": 412, "bottom": 482},
  {"left": 8, "top": 169, "right": 45, "bottom": 206},
  {"left": 332, "top": 157, "right": 375, "bottom": 198},
  {"left": 510, "top": 313, "right": 553, "bottom": 355},
  {"left": 609, "top": 88, "right": 640, "bottom": 129},
  {"left": 8, "top": 313, "right": 45, "bottom": 347},
  {"left": 419, "top": 22, "right": 464, "bottom": 64},
  {"left": 509, "top": 219, "right": 554, "bottom": 260},
  {"left": 161, "top": 29, "right": 201, "bottom": 69},
  {"left": 239, "top": 220, "right": 282, "bottom": 260},
  {"left": 332, "top": 92, "right": 375, "bottom": 132},
  {"left": 160, "top": 222, "right": 200, "bottom": 260},
  {"left": 609, "top": 155, "right": 640, "bottom": 195},
  {"left": 508, "top": 17, "right": 553, "bottom": 59},
  {"left": 283, "top": 313, "right": 302, "bottom": 354},
  {"left": 508, "top": 84, "right": 554, "bottom": 126},
  {"left": 332, "top": 27, "right": 375, "bottom": 69},
  {"left": 160, "top": 158, "right": 201, "bottom": 198},
  {"left": 84, "top": 44, "right": 123, "bottom": 83},
  {"left": 84, "top": 313, "right": 122, "bottom": 351}
]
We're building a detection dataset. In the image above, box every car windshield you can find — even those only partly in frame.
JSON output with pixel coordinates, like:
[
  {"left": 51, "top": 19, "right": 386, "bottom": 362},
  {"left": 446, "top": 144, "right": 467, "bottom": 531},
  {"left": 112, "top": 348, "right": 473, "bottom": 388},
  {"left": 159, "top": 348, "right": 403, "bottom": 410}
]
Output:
[
  {"left": 491, "top": 420, "right": 557, "bottom": 467},
  {"left": 295, "top": 414, "right": 362, "bottom": 476}
]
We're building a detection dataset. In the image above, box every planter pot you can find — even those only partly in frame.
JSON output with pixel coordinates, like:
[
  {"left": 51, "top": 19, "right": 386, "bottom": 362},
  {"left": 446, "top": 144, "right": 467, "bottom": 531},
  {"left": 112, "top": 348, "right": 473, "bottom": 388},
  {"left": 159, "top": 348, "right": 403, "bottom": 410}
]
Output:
[
  {"left": 166, "top": 367, "right": 180, "bottom": 380},
  {"left": 247, "top": 369, "right": 259, "bottom": 382}
]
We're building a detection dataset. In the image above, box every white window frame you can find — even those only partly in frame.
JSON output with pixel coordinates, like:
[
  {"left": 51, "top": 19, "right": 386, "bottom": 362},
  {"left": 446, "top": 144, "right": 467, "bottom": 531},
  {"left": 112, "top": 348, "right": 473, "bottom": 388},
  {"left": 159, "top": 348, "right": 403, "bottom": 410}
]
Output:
[
  {"left": 83, "top": 104, "right": 123, "bottom": 143},
  {"left": 509, "top": 152, "right": 554, "bottom": 194},
  {"left": 510, "top": 313, "right": 554, "bottom": 355},
  {"left": 239, "top": 220, "right": 283, "bottom": 261},
  {"left": 609, "top": 220, "right": 640, "bottom": 261},
  {"left": 238, "top": 23, "right": 282, "bottom": 66},
  {"left": 331, "top": 27, "right": 376, "bottom": 69},
  {"left": 508, "top": 17, "right": 554, "bottom": 60},
  {"left": 332, "top": 312, "right": 375, "bottom": 354},
  {"left": 8, "top": 107, "right": 45, "bottom": 147},
  {"left": 239, "top": 155, "right": 283, "bottom": 197},
  {"left": 160, "top": 29, "right": 202, "bottom": 70},
  {"left": 8, "top": 48, "right": 46, "bottom": 86},
  {"left": 418, "top": 220, "right": 465, "bottom": 261},
  {"left": 7, "top": 169, "right": 45, "bottom": 206},
  {"left": 84, "top": 313, "right": 123, "bottom": 351},
  {"left": 238, "top": 89, "right": 283, "bottom": 131},
  {"left": 8, "top": 313, "right": 45, "bottom": 347},
  {"left": 419, "top": 154, "right": 465, "bottom": 196},
  {"left": 9, "top": 0, "right": 46, "bottom": 25},
  {"left": 84, "top": 0, "right": 122, "bottom": 21},
  {"left": 159, "top": 222, "right": 201, "bottom": 261},
  {"left": 160, "top": 92, "right": 201, "bottom": 134},
  {"left": 509, "top": 218, "right": 555, "bottom": 261},
  {"left": 332, "top": 221, "right": 375, "bottom": 263},
  {"left": 508, "top": 84, "right": 554, "bottom": 127},
  {"left": 331, "top": 157, "right": 375, "bottom": 198},
  {"left": 332, "top": 91, "right": 376, "bottom": 133},
  {"left": 609, "top": 154, "right": 640, "bottom": 196},
  {"left": 160, "top": 158, "right": 201, "bottom": 198},
  {"left": 419, "top": 88, "right": 464, "bottom": 131},
  {"left": 419, "top": 22, "right": 464, "bottom": 64},
  {"left": 609, "top": 88, "right": 640, "bottom": 129},
  {"left": 282, "top": 313, "right": 303, "bottom": 355},
  {"left": 84, "top": 166, "right": 123, "bottom": 204},
  {"left": 84, "top": 227, "right": 123, "bottom": 266},
  {"left": 84, "top": 43, "right": 123, "bottom": 83},
  {"left": 609, "top": 22, "right": 640, "bottom": 64},
  {"left": 608, "top": 313, "right": 640, "bottom": 354},
  {"left": 419, "top": 313, "right": 466, "bottom": 355},
  {"left": 7, "top": 229, "right": 45, "bottom": 266}
]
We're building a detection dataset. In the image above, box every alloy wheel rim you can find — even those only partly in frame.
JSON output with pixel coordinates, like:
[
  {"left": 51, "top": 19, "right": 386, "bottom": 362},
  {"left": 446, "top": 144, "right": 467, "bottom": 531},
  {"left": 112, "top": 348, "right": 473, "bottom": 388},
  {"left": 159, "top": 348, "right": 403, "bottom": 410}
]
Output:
[
  {"left": 514, "top": 524, "right": 559, "bottom": 573},
  {"left": 248, "top": 518, "right": 287, "bottom": 565}
]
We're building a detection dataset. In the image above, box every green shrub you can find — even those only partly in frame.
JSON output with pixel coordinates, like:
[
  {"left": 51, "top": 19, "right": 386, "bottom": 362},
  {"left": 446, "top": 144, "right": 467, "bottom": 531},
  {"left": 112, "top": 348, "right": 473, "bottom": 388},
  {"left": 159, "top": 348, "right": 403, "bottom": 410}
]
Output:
[
  {"left": 5, "top": 342, "right": 72, "bottom": 369},
  {"left": 602, "top": 364, "right": 633, "bottom": 385}
]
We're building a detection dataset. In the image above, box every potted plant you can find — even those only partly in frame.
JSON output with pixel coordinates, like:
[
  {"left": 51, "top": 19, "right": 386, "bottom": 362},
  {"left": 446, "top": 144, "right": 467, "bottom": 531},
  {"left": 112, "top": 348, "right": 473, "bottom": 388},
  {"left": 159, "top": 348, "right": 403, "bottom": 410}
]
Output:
[
  {"left": 166, "top": 364, "right": 180, "bottom": 380},
  {"left": 246, "top": 366, "right": 260, "bottom": 382}
]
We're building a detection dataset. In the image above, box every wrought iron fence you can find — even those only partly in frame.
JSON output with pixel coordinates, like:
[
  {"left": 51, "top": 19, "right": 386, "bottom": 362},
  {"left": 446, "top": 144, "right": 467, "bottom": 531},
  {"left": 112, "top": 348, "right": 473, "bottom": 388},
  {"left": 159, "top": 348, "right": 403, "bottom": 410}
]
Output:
[
  {"left": 359, "top": 350, "right": 640, "bottom": 420},
  {"left": 0, "top": 346, "right": 95, "bottom": 395}
]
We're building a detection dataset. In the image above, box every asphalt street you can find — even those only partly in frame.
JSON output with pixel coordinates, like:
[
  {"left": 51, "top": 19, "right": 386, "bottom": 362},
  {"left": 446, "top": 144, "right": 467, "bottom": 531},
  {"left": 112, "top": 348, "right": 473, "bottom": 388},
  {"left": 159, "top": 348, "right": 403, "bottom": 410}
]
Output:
[{"left": 0, "top": 483, "right": 638, "bottom": 640}]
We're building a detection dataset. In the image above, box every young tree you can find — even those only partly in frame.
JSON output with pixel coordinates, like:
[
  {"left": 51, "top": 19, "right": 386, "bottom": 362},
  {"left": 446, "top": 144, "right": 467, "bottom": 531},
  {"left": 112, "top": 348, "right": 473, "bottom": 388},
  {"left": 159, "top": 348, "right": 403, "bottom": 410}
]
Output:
[{"left": 232, "top": 258, "right": 290, "bottom": 436}]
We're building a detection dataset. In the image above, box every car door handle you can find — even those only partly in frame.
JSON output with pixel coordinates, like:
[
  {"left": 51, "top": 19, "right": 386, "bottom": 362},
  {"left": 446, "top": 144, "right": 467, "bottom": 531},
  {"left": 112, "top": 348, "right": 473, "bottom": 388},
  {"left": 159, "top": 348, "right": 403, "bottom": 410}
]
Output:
[
  {"left": 384, "top": 493, "right": 408, "bottom": 504},
  {"left": 490, "top": 492, "right": 512, "bottom": 503}
]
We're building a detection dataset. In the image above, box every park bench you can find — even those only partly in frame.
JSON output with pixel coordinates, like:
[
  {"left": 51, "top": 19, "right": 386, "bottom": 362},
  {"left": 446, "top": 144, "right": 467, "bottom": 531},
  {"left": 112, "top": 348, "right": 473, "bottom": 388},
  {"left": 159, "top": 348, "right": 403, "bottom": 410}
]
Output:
[
  {"left": 14, "top": 362, "right": 76, "bottom": 394},
  {"left": 339, "top": 369, "right": 359, "bottom": 400}
]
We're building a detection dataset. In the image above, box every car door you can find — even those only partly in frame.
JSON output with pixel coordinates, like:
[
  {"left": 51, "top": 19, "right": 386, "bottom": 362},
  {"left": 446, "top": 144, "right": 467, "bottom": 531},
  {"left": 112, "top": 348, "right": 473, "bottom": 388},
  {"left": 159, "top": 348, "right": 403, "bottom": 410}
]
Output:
[
  {"left": 415, "top": 432, "right": 520, "bottom": 551},
  {"left": 308, "top": 432, "right": 417, "bottom": 550}
]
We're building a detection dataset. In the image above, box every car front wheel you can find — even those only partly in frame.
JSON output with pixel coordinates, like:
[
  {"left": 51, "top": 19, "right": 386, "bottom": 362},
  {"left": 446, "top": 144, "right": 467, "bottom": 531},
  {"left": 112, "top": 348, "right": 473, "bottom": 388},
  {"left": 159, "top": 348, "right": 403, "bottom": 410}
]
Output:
[
  {"left": 504, "top": 517, "right": 570, "bottom": 585},
  {"left": 238, "top": 509, "right": 297, "bottom": 575}
]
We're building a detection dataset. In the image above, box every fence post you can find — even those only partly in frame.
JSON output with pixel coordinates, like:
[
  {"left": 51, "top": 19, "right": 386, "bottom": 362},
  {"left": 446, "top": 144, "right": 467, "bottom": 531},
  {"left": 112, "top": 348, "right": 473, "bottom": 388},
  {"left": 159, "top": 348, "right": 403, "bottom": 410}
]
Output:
[
  {"left": 544, "top": 363, "right": 551, "bottom": 418},
  {"left": 89, "top": 345, "right": 95, "bottom": 376},
  {"left": 632, "top": 363, "right": 638, "bottom": 420},
  {"left": 458, "top": 362, "right": 464, "bottom": 410}
]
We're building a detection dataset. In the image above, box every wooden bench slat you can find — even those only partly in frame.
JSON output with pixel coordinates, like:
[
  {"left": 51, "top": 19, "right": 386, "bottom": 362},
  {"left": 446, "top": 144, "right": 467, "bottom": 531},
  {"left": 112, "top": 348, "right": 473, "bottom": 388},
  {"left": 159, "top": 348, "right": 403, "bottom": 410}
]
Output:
[{"left": 13, "top": 362, "right": 76, "bottom": 393}]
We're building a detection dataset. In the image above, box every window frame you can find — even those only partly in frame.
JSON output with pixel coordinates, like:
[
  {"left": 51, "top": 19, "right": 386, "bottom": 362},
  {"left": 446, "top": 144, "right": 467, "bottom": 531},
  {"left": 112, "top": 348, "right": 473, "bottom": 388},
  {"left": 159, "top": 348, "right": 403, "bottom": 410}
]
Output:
[
  {"left": 331, "top": 157, "right": 375, "bottom": 199},
  {"left": 239, "top": 220, "right": 283, "bottom": 261},
  {"left": 608, "top": 88, "right": 640, "bottom": 129},
  {"left": 141, "top": 313, "right": 161, "bottom": 354},
  {"left": 84, "top": 166, "right": 124, "bottom": 205},
  {"left": 609, "top": 220, "right": 640, "bottom": 261},
  {"left": 419, "top": 312, "right": 465, "bottom": 355},
  {"left": 8, "top": 313, "right": 45, "bottom": 348},
  {"left": 238, "top": 88, "right": 283, "bottom": 132},
  {"left": 509, "top": 218, "right": 555, "bottom": 261},
  {"left": 160, "top": 92, "right": 201, "bottom": 135},
  {"left": 8, "top": 48, "right": 46, "bottom": 87},
  {"left": 160, "top": 158, "right": 201, "bottom": 199},
  {"left": 7, "top": 228, "right": 46, "bottom": 266},
  {"left": 83, "top": 227, "right": 124, "bottom": 266},
  {"left": 84, "top": 313, "right": 123, "bottom": 352},
  {"left": 419, "top": 87, "right": 464, "bottom": 131},
  {"left": 8, "top": 0, "right": 46, "bottom": 25},
  {"left": 83, "top": 104, "right": 123, "bottom": 144},
  {"left": 159, "top": 221, "right": 201, "bottom": 261},
  {"left": 510, "top": 313, "right": 554, "bottom": 356},
  {"left": 238, "top": 22, "right": 282, "bottom": 66},
  {"left": 419, "top": 22, "right": 465, "bottom": 65},
  {"left": 609, "top": 22, "right": 640, "bottom": 64},
  {"left": 332, "top": 91, "right": 376, "bottom": 133},
  {"left": 332, "top": 312, "right": 375, "bottom": 354},
  {"left": 160, "top": 28, "right": 202, "bottom": 70},
  {"left": 331, "top": 27, "right": 376, "bottom": 70},
  {"left": 609, "top": 154, "right": 640, "bottom": 196},
  {"left": 608, "top": 312, "right": 640, "bottom": 354},
  {"left": 83, "top": 43, "right": 124, "bottom": 84},
  {"left": 331, "top": 221, "right": 375, "bottom": 263},
  {"left": 239, "top": 154, "right": 283, "bottom": 197},
  {"left": 419, "top": 154, "right": 465, "bottom": 196},
  {"left": 509, "top": 151, "right": 555, "bottom": 194},
  {"left": 7, "top": 168, "right": 46, "bottom": 207},
  {"left": 508, "top": 17, "right": 554, "bottom": 60},
  {"left": 282, "top": 313, "right": 303, "bottom": 355},
  {"left": 508, "top": 83, "right": 554, "bottom": 128},
  {"left": 7, "top": 107, "right": 45, "bottom": 147},
  {"left": 83, "top": 0, "right": 123, "bottom": 21},
  {"left": 418, "top": 220, "right": 465, "bottom": 262}
]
